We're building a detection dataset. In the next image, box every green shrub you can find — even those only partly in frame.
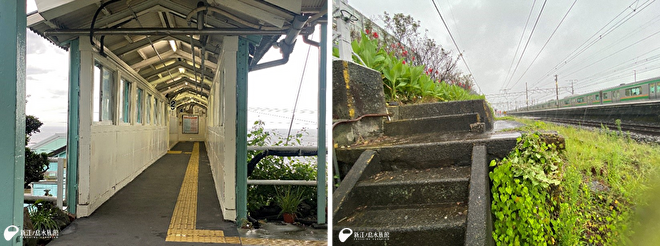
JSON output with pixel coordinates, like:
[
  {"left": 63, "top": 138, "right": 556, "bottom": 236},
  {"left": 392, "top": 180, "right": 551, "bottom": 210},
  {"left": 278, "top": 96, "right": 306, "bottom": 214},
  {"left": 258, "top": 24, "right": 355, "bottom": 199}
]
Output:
[
  {"left": 350, "top": 32, "right": 483, "bottom": 104},
  {"left": 247, "top": 121, "right": 317, "bottom": 213},
  {"left": 490, "top": 133, "right": 563, "bottom": 245}
]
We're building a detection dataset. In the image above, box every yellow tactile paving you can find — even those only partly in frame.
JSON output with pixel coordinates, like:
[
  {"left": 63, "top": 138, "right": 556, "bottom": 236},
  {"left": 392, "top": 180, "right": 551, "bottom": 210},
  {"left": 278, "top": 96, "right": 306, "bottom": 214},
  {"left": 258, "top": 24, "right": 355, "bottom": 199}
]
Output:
[
  {"left": 167, "top": 150, "right": 183, "bottom": 154},
  {"left": 165, "top": 142, "right": 327, "bottom": 245}
]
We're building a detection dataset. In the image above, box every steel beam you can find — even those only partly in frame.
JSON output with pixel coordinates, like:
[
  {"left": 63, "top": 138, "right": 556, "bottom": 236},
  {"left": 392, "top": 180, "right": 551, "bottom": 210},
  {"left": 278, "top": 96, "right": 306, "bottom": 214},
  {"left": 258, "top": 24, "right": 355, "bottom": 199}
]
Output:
[
  {"left": 0, "top": 1, "right": 26, "bottom": 245},
  {"left": 45, "top": 28, "right": 287, "bottom": 36},
  {"left": 235, "top": 37, "right": 249, "bottom": 224},
  {"left": 66, "top": 39, "right": 80, "bottom": 216},
  {"left": 316, "top": 21, "right": 328, "bottom": 225}
]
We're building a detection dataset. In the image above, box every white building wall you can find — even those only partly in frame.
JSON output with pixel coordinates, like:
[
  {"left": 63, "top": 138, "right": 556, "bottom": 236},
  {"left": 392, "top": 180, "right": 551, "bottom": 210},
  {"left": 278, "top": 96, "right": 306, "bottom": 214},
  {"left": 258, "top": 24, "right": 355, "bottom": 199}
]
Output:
[
  {"left": 206, "top": 36, "right": 238, "bottom": 221},
  {"left": 76, "top": 37, "right": 169, "bottom": 217}
]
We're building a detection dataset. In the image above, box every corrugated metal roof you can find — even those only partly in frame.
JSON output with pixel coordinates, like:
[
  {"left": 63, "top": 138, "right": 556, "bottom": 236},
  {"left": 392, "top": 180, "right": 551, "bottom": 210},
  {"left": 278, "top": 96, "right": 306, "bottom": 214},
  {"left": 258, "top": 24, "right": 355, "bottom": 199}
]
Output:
[{"left": 28, "top": 0, "right": 326, "bottom": 109}]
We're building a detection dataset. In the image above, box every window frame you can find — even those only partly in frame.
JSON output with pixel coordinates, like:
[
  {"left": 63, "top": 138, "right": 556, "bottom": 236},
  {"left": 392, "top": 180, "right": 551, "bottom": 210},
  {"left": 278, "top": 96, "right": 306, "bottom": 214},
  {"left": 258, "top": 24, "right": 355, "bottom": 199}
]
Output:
[{"left": 92, "top": 60, "right": 116, "bottom": 125}]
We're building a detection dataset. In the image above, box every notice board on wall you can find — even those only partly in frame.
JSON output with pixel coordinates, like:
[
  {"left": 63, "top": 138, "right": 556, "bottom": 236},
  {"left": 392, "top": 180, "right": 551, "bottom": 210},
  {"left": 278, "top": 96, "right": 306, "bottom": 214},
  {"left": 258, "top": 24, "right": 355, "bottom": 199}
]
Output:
[{"left": 182, "top": 115, "right": 199, "bottom": 134}]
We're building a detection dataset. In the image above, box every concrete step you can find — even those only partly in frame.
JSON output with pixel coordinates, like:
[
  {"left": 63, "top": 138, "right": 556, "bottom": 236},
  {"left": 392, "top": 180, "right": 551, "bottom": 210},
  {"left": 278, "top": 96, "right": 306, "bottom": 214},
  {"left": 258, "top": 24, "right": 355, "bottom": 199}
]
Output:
[
  {"left": 388, "top": 99, "right": 494, "bottom": 131},
  {"left": 384, "top": 113, "right": 482, "bottom": 136},
  {"left": 336, "top": 133, "right": 520, "bottom": 170},
  {"left": 334, "top": 203, "right": 468, "bottom": 245},
  {"left": 352, "top": 166, "right": 470, "bottom": 207}
]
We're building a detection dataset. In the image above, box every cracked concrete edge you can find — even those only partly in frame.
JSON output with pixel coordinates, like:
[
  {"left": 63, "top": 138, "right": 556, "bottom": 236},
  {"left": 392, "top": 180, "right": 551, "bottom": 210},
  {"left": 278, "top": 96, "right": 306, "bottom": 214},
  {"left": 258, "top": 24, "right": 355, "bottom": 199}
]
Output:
[{"left": 332, "top": 150, "right": 380, "bottom": 223}]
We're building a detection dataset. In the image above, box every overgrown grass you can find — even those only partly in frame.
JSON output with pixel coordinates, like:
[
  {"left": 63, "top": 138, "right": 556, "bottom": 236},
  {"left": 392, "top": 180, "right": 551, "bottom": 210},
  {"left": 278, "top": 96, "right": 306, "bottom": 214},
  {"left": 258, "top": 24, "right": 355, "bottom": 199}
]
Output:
[{"left": 497, "top": 117, "right": 660, "bottom": 245}]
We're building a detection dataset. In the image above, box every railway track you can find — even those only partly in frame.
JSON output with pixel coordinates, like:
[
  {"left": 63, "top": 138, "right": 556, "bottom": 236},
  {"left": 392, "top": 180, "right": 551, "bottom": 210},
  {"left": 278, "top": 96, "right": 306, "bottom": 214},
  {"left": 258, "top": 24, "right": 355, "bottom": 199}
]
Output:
[{"left": 539, "top": 118, "right": 660, "bottom": 136}]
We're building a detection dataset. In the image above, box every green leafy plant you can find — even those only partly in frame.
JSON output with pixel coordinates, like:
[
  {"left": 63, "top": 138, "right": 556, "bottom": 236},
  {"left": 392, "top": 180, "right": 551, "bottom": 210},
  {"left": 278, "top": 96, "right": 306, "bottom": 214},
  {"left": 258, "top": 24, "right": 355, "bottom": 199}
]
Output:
[
  {"left": 490, "top": 132, "right": 563, "bottom": 245},
  {"left": 275, "top": 187, "right": 305, "bottom": 216},
  {"left": 27, "top": 200, "right": 69, "bottom": 232},
  {"left": 350, "top": 31, "right": 484, "bottom": 104},
  {"left": 247, "top": 121, "right": 317, "bottom": 213}
]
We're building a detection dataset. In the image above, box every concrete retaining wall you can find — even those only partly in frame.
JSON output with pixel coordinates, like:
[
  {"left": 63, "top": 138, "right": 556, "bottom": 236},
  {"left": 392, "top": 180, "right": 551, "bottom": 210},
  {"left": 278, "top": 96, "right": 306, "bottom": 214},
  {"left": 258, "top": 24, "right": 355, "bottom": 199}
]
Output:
[{"left": 511, "top": 101, "right": 660, "bottom": 125}]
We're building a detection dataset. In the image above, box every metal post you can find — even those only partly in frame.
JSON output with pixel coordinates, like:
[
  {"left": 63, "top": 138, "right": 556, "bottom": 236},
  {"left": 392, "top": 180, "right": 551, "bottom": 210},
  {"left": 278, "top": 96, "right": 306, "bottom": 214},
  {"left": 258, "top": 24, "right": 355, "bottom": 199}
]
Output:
[
  {"left": 235, "top": 37, "right": 249, "bottom": 224},
  {"left": 67, "top": 39, "right": 80, "bottom": 215},
  {"left": 555, "top": 75, "right": 559, "bottom": 108},
  {"left": 57, "top": 158, "right": 65, "bottom": 209},
  {"left": 334, "top": 0, "right": 353, "bottom": 60},
  {"left": 525, "top": 82, "right": 529, "bottom": 111},
  {"left": 317, "top": 21, "right": 328, "bottom": 225},
  {"left": 0, "top": 1, "right": 26, "bottom": 245}
]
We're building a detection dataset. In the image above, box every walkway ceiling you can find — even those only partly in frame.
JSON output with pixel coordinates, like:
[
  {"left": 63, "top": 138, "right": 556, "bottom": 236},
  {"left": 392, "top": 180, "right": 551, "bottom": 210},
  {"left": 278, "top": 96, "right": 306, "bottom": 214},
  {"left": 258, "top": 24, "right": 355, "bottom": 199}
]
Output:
[{"left": 27, "top": 0, "right": 327, "bottom": 110}]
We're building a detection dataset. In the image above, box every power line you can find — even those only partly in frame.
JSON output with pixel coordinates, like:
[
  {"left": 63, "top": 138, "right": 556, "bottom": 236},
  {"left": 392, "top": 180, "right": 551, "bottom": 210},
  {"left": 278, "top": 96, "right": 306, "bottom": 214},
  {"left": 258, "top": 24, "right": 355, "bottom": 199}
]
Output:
[
  {"left": 528, "top": 0, "right": 655, "bottom": 89},
  {"left": 502, "top": 0, "right": 548, "bottom": 90},
  {"left": 509, "top": 0, "right": 578, "bottom": 90},
  {"left": 430, "top": 0, "right": 482, "bottom": 93},
  {"left": 501, "top": 0, "right": 538, "bottom": 91}
]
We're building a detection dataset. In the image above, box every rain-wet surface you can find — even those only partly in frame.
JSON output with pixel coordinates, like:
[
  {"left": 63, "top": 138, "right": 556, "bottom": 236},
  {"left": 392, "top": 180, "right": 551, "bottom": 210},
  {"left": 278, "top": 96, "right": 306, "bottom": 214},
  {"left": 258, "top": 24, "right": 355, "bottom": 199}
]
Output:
[
  {"left": 238, "top": 222, "right": 326, "bottom": 242},
  {"left": 493, "top": 120, "right": 525, "bottom": 132},
  {"left": 343, "top": 125, "right": 522, "bottom": 149}
]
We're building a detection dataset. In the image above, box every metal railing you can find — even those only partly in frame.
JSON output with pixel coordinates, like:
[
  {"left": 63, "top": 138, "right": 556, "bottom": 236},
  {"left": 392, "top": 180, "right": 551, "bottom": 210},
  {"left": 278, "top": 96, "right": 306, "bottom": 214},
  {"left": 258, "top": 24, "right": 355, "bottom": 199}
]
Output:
[{"left": 24, "top": 157, "right": 67, "bottom": 209}]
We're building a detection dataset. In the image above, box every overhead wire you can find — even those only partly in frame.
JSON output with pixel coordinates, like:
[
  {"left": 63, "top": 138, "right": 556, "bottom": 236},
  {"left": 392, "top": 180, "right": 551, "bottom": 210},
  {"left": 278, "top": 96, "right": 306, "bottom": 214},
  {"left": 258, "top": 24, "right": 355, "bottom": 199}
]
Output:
[
  {"left": 500, "top": 0, "right": 537, "bottom": 92},
  {"left": 509, "top": 0, "right": 578, "bottom": 90},
  {"left": 285, "top": 44, "right": 313, "bottom": 145},
  {"left": 527, "top": 0, "right": 655, "bottom": 89},
  {"left": 502, "top": 0, "right": 548, "bottom": 90},
  {"left": 430, "top": 0, "right": 482, "bottom": 93}
]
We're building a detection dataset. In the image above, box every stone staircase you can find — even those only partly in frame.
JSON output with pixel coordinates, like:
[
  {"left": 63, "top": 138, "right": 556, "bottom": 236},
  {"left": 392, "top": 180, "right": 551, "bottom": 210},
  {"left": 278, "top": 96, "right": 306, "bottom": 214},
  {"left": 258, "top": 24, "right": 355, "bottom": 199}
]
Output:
[
  {"left": 333, "top": 100, "right": 518, "bottom": 245},
  {"left": 332, "top": 61, "right": 519, "bottom": 245}
]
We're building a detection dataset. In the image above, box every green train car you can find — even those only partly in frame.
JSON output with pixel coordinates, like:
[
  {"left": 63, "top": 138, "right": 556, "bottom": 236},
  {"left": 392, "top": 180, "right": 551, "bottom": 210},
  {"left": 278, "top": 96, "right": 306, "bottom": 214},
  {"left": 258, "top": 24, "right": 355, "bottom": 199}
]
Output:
[{"left": 527, "top": 76, "right": 660, "bottom": 111}]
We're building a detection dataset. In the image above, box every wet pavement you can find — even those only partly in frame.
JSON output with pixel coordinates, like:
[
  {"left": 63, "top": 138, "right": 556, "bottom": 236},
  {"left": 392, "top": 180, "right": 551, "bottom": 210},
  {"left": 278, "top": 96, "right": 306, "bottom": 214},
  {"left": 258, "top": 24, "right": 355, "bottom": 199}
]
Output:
[
  {"left": 239, "top": 221, "right": 327, "bottom": 242},
  {"left": 493, "top": 120, "right": 525, "bottom": 132}
]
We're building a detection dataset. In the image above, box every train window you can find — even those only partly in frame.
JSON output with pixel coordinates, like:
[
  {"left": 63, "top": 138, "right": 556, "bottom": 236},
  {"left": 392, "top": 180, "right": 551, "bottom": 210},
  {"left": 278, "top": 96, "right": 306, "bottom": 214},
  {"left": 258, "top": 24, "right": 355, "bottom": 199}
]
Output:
[
  {"left": 626, "top": 87, "right": 641, "bottom": 96},
  {"left": 603, "top": 93, "right": 609, "bottom": 99},
  {"left": 595, "top": 94, "right": 600, "bottom": 100},
  {"left": 652, "top": 85, "right": 655, "bottom": 93},
  {"left": 577, "top": 97, "right": 584, "bottom": 103},
  {"left": 564, "top": 100, "right": 569, "bottom": 105}
]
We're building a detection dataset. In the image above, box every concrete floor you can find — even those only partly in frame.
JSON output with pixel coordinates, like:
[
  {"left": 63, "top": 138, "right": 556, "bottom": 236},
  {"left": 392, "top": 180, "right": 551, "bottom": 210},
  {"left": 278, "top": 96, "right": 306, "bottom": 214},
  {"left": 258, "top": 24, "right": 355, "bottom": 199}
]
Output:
[{"left": 48, "top": 142, "right": 327, "bottom": 245}]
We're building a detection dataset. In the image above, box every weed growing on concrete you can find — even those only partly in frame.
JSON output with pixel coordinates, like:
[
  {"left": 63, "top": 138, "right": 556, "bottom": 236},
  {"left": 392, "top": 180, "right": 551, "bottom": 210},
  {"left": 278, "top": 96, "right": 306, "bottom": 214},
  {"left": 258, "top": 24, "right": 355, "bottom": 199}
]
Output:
[
  {"left": 497, "top": 117, "right": 660, "bottom": 244},
  {"left": 490, "top": 133, "right": 562, "bottom": 245}
]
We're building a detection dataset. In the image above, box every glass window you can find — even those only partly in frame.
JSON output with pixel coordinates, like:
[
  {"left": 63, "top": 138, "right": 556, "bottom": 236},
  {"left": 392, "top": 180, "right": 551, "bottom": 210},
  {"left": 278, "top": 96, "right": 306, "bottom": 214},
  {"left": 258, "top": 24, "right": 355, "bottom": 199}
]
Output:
[
  {"left": 595, "top": 94, "right": 600, "bottom": 100},
  {"left": 604, "top": 92, "right": 609, "bottom": 99},
  {"left": 93, "top": 62, "right": 115, "bottom": 122},
  {"left": 146, "top": 94, "right": 152, "bottom": 124},
  {"left": 137, "top": 88, "right": 143, "bottom": 124},
  {"left": 119, "top": 78, "right": 132, "bottom": 123},
  {"left": 577, "top": 97, "right": 584, "bottom": 103},
  {"left": 154, "top": 99, "right": 160, "bottom": 126}
]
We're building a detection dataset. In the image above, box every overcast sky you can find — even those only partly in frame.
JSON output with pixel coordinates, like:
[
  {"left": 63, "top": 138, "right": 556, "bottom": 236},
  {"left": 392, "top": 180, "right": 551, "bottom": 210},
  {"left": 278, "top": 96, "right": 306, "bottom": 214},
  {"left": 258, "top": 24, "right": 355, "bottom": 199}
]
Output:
[
  {"left": 25, "top": 0, "right": 321, "bottom": 143},
  {"left": 349, "top": 0, "right": 660, "bottom": 110}
]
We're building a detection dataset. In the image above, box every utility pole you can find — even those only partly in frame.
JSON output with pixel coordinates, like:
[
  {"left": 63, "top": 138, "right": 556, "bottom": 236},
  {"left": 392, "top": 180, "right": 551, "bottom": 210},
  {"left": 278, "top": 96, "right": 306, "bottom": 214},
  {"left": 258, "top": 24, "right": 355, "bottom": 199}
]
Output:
[
  {"left": 634, "top": 70, "right": 637, "bottom": 82},
  {"left": 555, "top": 75, "right": 559, "bottom": 108},
  {"left": 525, "top": 82, "right": 529, "bottom": 110},
  {"left": 571, "top": 80, "right": 575, "bottom": 95},
  {"left": 334, "top": 0, "right": 353, "bottom": 60}
]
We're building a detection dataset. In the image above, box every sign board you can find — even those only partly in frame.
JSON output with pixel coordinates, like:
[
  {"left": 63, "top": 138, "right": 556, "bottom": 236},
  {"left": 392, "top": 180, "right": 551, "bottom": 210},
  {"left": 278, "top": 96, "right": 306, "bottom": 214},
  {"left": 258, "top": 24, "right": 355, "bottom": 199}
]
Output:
[
  {"left": 170, "top": 100, "right": 176, "bottom": 110},
  {"left": 182, "top": 115, "right": 199, "bottom": 134}
]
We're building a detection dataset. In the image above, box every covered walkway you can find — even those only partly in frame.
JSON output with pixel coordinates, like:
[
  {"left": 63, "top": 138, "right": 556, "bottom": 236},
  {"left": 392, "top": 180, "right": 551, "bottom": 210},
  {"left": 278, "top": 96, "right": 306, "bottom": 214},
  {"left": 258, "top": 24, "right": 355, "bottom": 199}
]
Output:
[
  {"left": 49, "top": 142, "right": 324, "bottom": 245},
  {"left": 0, "top": 1, "right": 327, "bottom": 245}
]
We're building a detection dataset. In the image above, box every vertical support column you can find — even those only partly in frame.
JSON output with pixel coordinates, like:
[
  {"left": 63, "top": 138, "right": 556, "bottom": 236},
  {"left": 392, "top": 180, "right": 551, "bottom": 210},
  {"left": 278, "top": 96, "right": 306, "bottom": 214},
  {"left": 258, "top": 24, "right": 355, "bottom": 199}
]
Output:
[
  {"left": 317, "top": 21, "right": 328, "bottom": 225},
  {"left": 333, "top": 0, "right": 353, "bottom": 60},
  {"left": 235, "top": 37, "right": 249, "bottom": 224},
  {"left": 0, "top": 1, "right": 26, "bottom": 245},
  {"left": 67, "top": 39, "right": 80, "bottom": 215}
]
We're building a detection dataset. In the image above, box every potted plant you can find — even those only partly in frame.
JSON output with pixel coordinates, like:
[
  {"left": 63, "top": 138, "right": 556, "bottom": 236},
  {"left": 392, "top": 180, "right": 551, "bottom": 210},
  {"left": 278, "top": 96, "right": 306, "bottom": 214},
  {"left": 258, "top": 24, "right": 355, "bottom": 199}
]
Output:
[{"left": 275, "top": 187, "right": 304, "bottom": 223}]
